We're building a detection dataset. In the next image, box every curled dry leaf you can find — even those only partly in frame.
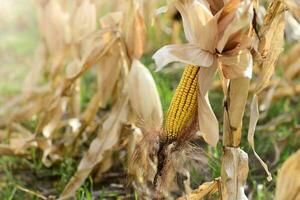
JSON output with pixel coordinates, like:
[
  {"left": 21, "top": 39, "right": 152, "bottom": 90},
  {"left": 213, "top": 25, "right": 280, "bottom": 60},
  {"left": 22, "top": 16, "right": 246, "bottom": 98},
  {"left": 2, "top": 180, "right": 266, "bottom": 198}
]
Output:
[
  {"left": 275, "top": 149, "right": 300, "bottom": 200},
  {"left": 128, "top": 59, "right": 163, "bottom": 128},
  {"left": 248, "top": 95, "right": 272, "bottom": 181},
  {"left": 60, "top": 95, "right": 128, "bottom": 200},
  {"left": 248, "top": 0, "right": 285, "bottom": 182}
]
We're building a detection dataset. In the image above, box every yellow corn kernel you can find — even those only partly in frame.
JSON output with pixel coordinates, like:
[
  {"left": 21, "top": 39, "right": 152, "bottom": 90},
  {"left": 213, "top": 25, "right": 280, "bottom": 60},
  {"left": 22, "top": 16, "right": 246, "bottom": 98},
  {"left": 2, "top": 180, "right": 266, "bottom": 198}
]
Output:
[{"left": 164, "top": 65, "right": 199, "bottom": 140}]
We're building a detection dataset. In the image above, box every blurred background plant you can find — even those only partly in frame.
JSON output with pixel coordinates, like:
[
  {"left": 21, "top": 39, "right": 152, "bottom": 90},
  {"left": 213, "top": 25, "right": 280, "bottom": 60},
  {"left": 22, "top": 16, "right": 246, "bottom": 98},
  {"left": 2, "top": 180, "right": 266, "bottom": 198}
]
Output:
[{"left": 0, "top": 0, "right": 299, "bottom": 199}]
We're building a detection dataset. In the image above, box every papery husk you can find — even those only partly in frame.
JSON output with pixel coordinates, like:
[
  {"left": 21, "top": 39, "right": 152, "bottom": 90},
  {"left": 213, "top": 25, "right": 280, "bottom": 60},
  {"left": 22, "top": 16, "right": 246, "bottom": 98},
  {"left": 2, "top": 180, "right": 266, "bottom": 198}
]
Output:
[
  {"left": 153, "top": 44, "right": 215, "bottom": 71},
  {"left": 174, "top": 0, "right": 214, "bottom": 51},
  {"left": 128, "top": 59, "right": 163, "bottom": 128},
  {"left": 275, "top": 149, "right": 300, "bottom": 200},
  {"left": 197, "top": 64, "right": 219, "bottom": 147}
]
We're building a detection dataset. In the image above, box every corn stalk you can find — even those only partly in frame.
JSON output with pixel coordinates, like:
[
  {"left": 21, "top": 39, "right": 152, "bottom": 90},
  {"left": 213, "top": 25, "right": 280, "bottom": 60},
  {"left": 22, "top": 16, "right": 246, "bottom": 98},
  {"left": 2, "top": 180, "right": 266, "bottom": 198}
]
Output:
[
  {"left": 221, "top": 77, "right": 250, "bottom": 200},
  {"left": 221, "top": 0, "right": 286, "bottom": 199}
]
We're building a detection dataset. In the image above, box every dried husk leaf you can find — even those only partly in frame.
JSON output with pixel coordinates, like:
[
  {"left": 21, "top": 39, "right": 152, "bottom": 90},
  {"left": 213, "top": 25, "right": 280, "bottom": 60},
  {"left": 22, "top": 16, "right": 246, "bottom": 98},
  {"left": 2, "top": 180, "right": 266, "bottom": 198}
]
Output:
[
  {"left": 220, "top": 49, "right": 252, "bottom": 79},
  {"left": 217, "top": 0, "right": 253, "bottom": 53},
  {"left": 174, "top": 0, "right": 214, "bottom": 51},
  {"left": 128, "top": 59, "right": 163, "bottom": 128},
  {"left": 197, "top": 63, "right": 219, "bottom": 147},
  {"left": 275, "top": 149, "right": 300, "bottom": 200},
  {"left": 153, "top": 44, "right": 215, "bottom": 71}
]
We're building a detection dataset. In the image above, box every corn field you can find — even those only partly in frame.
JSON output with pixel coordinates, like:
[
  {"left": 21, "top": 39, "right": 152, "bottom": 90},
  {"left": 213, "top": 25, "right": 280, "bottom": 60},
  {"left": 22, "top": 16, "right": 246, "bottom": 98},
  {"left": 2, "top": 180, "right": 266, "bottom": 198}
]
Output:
[{"left": 0, "top": 0, "right": 300, "bottom": 199}]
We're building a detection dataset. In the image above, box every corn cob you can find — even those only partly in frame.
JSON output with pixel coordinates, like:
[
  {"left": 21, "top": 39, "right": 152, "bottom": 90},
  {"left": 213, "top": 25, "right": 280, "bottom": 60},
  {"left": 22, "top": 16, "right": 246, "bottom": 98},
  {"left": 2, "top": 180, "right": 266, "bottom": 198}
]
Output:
[{"left": 164, "top": 65, "right": 199, "bottom": 140}]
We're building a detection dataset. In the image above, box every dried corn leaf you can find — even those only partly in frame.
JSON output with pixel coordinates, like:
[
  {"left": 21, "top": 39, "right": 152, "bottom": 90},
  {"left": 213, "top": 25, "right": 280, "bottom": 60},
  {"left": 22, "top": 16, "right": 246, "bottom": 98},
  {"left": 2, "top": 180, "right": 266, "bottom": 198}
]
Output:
[
  {"left": 248, "top": 95, "right": 272, "bottom": 181},
  {"left": 123, "top": 0, "right": 146, "bottom": 60},
  {"left": 177, "top": 178, "right": 219, "bottom": 200},
  {"left": 96, "top": 41, "right": 122, "bottom": 107},
  {"left": 60, "top": 96, "right": 128, "bottom": 199},
  {"left": 71, "top": 0, "right": 96, "bottom": 43},
  {"left": 36, "top": 0, "right": 70, "bottom": 54},
  {"left": 255, "top": 1, "right": 285, "bottom": 94},
  {"left": 64, "top": 30, "right": 119, "bottom": 93},
  {"left": 128, "top": 59, "right": 163, "bottom": 128},
  {"left": 100, "top": 12, "right": 123, "bottom": 29},
  {"left": 275, "top": 149, "right": 300, "bottom": 200},
  {"left": 23, "top": 43, "right": 47, "bottom": 92}
]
